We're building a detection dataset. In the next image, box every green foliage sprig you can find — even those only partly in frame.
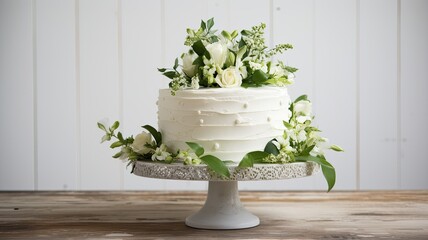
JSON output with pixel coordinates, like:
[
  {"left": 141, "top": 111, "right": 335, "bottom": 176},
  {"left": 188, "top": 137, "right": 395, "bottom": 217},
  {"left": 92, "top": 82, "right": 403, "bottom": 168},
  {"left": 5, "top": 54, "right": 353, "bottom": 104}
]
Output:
[{"left": 237, "top": 95, "right": 344, "bottom": 192}]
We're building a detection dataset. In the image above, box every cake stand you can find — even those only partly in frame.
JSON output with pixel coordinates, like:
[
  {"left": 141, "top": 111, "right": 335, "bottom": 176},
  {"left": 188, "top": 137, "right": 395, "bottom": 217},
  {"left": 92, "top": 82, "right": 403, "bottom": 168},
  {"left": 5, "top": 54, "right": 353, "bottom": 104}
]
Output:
[{"left": 133, "top": 161, "right": 320, "bottom": 230}]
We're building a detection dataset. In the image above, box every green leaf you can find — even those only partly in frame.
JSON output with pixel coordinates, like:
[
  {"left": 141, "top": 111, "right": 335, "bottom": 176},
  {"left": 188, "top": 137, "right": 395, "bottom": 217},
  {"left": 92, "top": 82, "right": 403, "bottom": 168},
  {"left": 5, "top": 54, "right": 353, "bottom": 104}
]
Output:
[
  {"left": 173, "top": 58, "right": 179, "bottom": 70},
  {"left": 200, "top": 155, "right": 230, "bottom": 178},
  {"left": 97, "top": 122, "right": 107, "bottom": 132},
  {"left": 157, "top": 68, "right": 167, "bottom": 73},
  {"left": 221, "top": 30, "right": 231, "bottom": 40},
  {"left": 238, "top": 151, "right": 269, "bottom": 168},
  {"left": 200, "top": 20, "right": 206, "bottom": 30},
  {"left": 186, "top": 142, "right": 204, "bottom": 157},
  {"left": 225, "top": 52, "right": 235, "bottom": 68},
  {"left": 112, "top": 151, "right": 122, "bottom": 158},
  {"left": 117, "top": 132, "right": 124, "bottom": 142},
  {"left": 110, "top": 141, "right": 122, "bottom": 149},
  {"left": 264, "top": 139, "right": 279, "bottom": 156},
  {"left": 222, "top": 160, "right": 235, "bottom": 165},
  {"left": 294, "top": 95, "right": 308, "bottom": 103},
  {"left": 163, "top": 71, "right": 178, "bottom": 79},
  {"left": 207, "top": 18, "right": 214, "bottom": 31},
  {"left": 295, "top": 155, "right": 335, "bottom": 192},
  {"left": 231, "top": 30, "right": 238, "bottom": 39},
  {"left": 300, "top": 145, "right": 315, "bottom": 156},
  {"left": 284, "top": 65, "right": 298, "bottom": 73},
  {"left": 283, "top": 120, "right": 293, "bottom": 129},
  {"left": 252, "top": 70, "right": 269, "bottom": 83},
  {"left": 142, "top": 125, "right": 162, "bottom": 146},
  {"left": 110, "top": 121, "right": 119, "bottom": 131},
  {"left": 192, "top": 40, "right": 208, "bottom": 57},
  {"left": 192, "top": 56, "right": 204, "bottom": 66},
  {"left": 321, "top": 162, "right": 336, "bottom": 192},
  {"left": 330, "top": 145, "right": 344, "bottom": 152},
  {"left": 236, "top": 46, "right": 247, "bottom": 60}
]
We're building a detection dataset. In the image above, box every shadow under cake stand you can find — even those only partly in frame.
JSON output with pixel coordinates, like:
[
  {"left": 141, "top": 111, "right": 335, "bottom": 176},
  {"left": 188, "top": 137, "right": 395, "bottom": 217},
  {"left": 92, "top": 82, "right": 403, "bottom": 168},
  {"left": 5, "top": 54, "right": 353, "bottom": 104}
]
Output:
[{"left": 133, "top": 161, "right": 320, "bottom": 230}]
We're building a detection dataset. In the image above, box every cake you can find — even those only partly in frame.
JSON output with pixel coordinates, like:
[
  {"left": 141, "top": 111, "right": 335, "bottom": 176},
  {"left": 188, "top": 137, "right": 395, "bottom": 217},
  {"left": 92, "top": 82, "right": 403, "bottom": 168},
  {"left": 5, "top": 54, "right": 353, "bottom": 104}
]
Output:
[
  {"left": 158, "top": 87, "right": 291, "bottom": 163},
  {"left": 98, "top": 18, "right": 342, "bottom": 191}
]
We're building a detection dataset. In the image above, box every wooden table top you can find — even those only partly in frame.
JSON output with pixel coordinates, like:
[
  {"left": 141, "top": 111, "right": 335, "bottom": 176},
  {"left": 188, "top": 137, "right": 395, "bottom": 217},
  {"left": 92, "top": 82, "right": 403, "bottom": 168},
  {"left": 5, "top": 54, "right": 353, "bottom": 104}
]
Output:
[{"left": 0, "top": 191, "right": 427, "bottom": 239}]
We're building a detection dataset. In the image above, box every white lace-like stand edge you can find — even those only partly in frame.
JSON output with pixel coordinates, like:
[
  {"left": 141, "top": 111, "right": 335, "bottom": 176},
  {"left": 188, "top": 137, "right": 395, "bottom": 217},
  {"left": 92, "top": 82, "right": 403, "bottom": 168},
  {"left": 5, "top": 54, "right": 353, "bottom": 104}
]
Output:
[{"left": 133, "top": 161, "right": 320, "bottom": 230}]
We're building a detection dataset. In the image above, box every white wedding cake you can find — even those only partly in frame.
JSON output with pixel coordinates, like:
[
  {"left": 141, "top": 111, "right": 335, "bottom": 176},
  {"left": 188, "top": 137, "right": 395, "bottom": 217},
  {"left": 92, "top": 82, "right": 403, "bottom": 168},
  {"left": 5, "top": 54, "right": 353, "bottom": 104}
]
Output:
[{"left": 158, "top": 87, "right": 291, "bottom": 162}]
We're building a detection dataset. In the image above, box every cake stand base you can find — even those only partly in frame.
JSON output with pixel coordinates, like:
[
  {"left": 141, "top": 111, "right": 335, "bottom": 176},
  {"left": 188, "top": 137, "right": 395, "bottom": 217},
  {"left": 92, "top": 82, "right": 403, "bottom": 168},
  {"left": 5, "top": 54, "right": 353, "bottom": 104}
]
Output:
[{"left": 185, "top": 181, "right": 260, "bottom": 230}]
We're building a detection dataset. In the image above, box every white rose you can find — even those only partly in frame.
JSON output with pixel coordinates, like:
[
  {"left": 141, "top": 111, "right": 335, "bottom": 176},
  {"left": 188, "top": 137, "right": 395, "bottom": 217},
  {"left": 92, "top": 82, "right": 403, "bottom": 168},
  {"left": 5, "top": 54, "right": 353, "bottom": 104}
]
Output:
[
  {"left": 182, "top": 51, "right": 198, "bottom": 77},
  {"left": 206, "top": 42, "right": 228, "bottom": 67},
  {"left": 294, "top": 100, "right": 312, "bottom": 116},
  {"left": 131, "top": 132, "right": 153, "bottom": 155},
  {"left": 215, "top": 67, "right": 242, "bottom": 88}
]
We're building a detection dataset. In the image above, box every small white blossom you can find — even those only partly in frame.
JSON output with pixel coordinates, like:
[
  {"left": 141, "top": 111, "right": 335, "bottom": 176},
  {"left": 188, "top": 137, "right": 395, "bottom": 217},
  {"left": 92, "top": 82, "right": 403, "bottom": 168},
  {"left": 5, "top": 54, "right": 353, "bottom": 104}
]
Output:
[
  {"left": 151, "top": 144, "right": 172, "bottom": 161},
  {"left": 131, "top": 132, "right": 153, "bottom": 155},
  {"left": 249, "top": 61, "right": 267, "bottom": 73}
]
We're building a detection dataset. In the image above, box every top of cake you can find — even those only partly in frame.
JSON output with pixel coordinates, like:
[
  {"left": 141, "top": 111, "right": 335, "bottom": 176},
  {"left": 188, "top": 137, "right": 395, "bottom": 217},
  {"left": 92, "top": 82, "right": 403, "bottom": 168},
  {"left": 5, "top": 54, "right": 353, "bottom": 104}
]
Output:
[{"left": 158, "top": 18, "right": 297, "bottom": 95}]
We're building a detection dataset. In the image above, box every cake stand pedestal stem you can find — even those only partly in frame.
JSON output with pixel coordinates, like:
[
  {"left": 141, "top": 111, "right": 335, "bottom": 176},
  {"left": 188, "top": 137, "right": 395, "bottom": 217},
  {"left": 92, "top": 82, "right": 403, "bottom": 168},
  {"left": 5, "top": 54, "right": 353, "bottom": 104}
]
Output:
[{"left": 185, "top": 181, "right": 260, "bottom": 230}]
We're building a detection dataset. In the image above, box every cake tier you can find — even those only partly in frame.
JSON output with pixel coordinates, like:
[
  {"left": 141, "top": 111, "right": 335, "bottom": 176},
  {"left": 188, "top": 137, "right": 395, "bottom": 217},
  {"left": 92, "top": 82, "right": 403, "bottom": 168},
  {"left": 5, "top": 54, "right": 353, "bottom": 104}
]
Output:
[{"left": 158, "top": 87, "right": 291, "bottom": 162}]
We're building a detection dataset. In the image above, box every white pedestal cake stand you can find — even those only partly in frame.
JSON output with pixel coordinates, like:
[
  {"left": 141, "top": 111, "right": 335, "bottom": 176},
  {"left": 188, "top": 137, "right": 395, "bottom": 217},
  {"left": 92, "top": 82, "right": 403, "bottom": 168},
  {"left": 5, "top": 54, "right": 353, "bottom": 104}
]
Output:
[{"left": 133, "top": 161, "right": 320, "bottom": 230}]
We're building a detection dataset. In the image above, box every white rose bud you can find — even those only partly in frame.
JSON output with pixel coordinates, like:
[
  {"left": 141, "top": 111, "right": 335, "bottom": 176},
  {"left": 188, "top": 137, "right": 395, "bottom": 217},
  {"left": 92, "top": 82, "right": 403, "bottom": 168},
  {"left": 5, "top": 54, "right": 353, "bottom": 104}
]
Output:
[
  {"left": 182, "top": 51, "right": 198, "bottom": 77},
  {"left": 215, "top": 67, "right": 242, "bottom": 88},
  {"left": 131, "top": 132, "right": 153, "bottom": 155},
  {"left": 294, "top": 100, "right": 312, "bottom": 116},
  {"left": 206, "top": 42, "right": 228, "bottom": 67}
]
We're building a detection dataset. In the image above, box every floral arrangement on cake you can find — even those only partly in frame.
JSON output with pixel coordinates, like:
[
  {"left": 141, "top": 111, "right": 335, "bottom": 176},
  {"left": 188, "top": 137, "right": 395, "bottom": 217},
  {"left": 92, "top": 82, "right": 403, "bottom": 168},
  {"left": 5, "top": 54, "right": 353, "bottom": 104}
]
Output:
[
  {"left": 98, "top": 18, "right": 343, "bottom": 191},
  {"left": 157, "top": 18, "right": 296, "bottom": 95}
]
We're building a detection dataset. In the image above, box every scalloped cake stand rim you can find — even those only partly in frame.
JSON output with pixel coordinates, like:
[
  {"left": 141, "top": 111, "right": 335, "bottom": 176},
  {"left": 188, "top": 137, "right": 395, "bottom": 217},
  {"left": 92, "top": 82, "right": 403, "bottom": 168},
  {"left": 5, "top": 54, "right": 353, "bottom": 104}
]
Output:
[
  {"left": 132, "top": 161, "right": 320, "bottom": 181},
  {"left": 132, "top": 161, "right": 320, "bottom": 230}
]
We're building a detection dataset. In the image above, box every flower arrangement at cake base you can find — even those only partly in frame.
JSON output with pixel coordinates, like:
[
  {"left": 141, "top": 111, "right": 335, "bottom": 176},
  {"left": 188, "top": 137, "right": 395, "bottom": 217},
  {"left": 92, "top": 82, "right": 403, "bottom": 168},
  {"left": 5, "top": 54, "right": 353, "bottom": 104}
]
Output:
[{"left": 98, "top": 18, "right": 343, "bottom": 192}]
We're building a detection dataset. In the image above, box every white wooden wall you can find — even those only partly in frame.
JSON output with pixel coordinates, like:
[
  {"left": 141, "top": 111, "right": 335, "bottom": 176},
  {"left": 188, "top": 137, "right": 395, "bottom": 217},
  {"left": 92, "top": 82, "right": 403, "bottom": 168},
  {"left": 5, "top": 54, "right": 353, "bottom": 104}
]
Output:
[{"left": 1, "top": 0, "right": 427, "bottom": 191}]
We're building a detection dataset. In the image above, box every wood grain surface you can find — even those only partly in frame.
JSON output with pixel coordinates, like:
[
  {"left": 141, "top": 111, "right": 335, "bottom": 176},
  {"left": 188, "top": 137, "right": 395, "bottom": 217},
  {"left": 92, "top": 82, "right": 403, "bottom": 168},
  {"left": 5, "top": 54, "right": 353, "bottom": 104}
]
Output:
[{"left": 0, "top": 191, "right": 427, "bottom": 239}]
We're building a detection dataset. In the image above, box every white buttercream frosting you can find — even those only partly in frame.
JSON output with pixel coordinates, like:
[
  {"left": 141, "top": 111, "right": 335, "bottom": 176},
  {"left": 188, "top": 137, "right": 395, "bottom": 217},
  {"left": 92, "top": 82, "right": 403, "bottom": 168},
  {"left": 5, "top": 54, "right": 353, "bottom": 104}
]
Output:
[{"left": 158, "top": 87, "right": 292, "bottom": 163}]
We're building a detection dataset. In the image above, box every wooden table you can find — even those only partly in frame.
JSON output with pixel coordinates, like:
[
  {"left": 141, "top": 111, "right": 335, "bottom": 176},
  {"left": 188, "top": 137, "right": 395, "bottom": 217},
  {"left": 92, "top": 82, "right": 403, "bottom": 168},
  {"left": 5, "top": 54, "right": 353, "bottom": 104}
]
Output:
[{"left": 0, "top": 191, "right": 427, "bottom": 239}]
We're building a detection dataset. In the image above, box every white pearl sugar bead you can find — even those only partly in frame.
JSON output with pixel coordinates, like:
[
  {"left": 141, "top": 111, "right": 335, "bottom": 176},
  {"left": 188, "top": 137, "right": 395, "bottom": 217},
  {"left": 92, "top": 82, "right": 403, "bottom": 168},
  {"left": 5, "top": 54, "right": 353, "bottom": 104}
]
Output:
[
  {"left": 199, "top": 119, "right": 204, "bottom": 124},
  {"left": 213, "top": 143, "right": 220, "bottom": 150}
]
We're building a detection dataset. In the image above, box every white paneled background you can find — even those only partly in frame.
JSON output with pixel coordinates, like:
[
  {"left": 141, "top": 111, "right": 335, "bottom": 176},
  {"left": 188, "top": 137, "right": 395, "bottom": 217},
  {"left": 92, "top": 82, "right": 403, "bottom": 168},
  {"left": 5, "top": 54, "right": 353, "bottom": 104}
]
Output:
[{"left": 1, "top": 0, "right": 427, "bottom": 191}]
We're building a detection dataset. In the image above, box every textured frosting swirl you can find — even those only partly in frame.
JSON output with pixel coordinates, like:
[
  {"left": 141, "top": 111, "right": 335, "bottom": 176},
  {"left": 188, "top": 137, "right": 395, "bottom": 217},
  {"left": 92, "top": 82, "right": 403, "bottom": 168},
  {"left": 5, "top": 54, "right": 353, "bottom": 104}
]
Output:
[{"left": 158, "top": 87, "right": 291, "bottom": 162}]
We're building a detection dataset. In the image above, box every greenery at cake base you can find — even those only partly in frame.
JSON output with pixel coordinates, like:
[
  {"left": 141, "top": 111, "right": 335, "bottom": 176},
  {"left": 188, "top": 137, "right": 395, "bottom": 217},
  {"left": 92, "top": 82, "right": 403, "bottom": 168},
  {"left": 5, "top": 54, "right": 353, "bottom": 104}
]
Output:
[{"left": 98, "top": 95, "right": 343, "bottom": 191}]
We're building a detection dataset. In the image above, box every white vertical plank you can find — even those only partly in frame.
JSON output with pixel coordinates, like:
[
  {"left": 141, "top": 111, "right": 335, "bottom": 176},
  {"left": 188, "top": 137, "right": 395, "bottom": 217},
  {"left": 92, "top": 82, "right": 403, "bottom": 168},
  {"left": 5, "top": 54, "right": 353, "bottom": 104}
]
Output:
[
  {"left": 121, "top": 0, "right": 166, "bottom": 190},
  {"left": 0, "top": 0, "right": 35, "bottom": 190},
  {"left": 79, "top": 0, "right": 122, "bottom": 190},
  {"left": 314, "top": 0, "right": 357, "bottom": 190},
  {"left": 228, "top": 0, "right": 271, "bottom": 45},
  {"left": 272, "top": 0, "right": 318, "bottom": 190},
  {"left": 273, "top": 0, "right": 315, "bottom": 101},
  {"left": 401, "top": 0, "right": 428, "bottom": 189},
  {"left": 359, "top": 0, "right": 398, "bottom": 189},
  {"left": 35, "top": 0, "right": 77, "bottom": 190}
]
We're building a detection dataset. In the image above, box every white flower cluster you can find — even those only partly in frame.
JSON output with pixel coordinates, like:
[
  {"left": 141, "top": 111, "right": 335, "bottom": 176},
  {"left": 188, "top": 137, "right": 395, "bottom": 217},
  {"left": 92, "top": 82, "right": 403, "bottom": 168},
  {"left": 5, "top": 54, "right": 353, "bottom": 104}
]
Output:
[
  {"left": 159, "top": 18, "right": 297, "bottom": 94},
  {"left": 263, "top": 96, "right": 334, "bottom": 163}
]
